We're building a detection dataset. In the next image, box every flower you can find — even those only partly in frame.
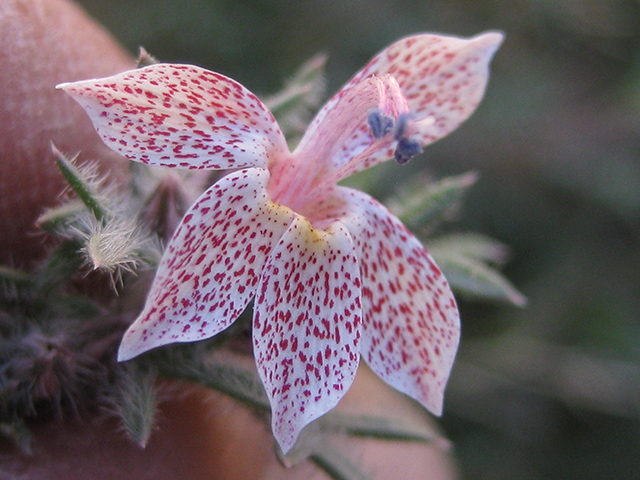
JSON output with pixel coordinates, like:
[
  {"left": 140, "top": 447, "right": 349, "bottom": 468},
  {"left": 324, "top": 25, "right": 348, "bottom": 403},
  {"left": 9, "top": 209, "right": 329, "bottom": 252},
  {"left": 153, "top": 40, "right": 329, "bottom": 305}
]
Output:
[{"left": 58, "top": 31, "right": 503, "bottom": 452}]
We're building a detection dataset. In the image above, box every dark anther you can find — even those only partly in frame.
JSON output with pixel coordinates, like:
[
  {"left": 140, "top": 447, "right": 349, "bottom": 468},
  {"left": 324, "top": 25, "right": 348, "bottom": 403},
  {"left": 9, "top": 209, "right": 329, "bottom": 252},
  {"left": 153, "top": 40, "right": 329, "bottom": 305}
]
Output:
[
  {"left": 369, "top": 109, "right": 423, "bottom": 164},
  {"left": 368, "top": 109, "right": 394, "bottom": 139},
  {"left": 395, "top": 137, "right": 423, "bottom": 164}
]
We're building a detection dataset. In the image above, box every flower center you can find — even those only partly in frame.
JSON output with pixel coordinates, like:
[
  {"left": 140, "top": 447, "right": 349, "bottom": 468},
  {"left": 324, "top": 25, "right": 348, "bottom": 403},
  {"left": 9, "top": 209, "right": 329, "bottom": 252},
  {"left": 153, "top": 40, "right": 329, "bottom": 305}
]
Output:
[{"left": 266, "top": 75, "right": 423, "bottom": 225}]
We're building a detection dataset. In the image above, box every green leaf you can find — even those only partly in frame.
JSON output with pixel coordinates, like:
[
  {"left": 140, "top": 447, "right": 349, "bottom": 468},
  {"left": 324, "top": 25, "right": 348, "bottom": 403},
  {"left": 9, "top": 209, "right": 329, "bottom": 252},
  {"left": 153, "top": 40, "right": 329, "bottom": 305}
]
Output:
[
  {"left": 0, "top": 266, "right": 32, "bottom": 290},
  {"left": 36, "top": 200, "right": 87, "bottom": 235},
  {"left": 391, "top": 171, "right": 478, "bottom": 230},
  {"left": 136, "top": 46, "right": 159, "bottom": 68},
  {"left": 318, "top": 413, "right": 439, "bottom": 443},
  {"left": 278, "top": 404, "right": 445, "bottom": 469},
  {"left": 430, "top": 232, "right": 512, "bottom": 265},
  {"left": 429, "top": 244, "right": 527, "bottom": 306},
  {"left": 264, "top": 54, "right": 327, "bottom": 142},
  {"left": 52, "top": 144, "right": 108, "bottom": 223},
  {"left": 112, "top": 363, "right": 158, "bottom": 448},
  {"left": 152, "top": 346, "right": 270, "bottom": 410},
  {"left": 310, "top": 444, "right": 374, "bottom": 480},
  {"left": 33, "top": 240, "right": 84, "bottom": 297}
]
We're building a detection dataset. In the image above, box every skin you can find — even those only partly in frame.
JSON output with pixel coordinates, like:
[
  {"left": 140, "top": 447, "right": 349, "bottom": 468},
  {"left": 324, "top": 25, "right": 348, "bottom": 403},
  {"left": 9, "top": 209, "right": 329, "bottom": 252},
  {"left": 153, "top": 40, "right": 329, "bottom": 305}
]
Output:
[
  {"left": 0, "top": 0, "right": 458, "bottom": 478},
  {"left": 0, "top": 0, "right": 131, "bottom": 268}
]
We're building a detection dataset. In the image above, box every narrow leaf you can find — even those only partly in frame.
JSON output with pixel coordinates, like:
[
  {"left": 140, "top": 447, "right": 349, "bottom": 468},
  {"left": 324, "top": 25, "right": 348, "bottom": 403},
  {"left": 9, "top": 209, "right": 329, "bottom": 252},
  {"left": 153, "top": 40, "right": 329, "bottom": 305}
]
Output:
[
  {"left": 310, "top": 444, "right": 374, "bottom": 480},
  {"left": 429, "top": 232, "right": 511, "bottom": 265},
  {"left": 36, "top": 201, "right": 87, "bottom": 235},
  {"left": 318, "top": 413, "right": 439, "bottom": 443},
  {"left": 265, "top": 54, "right": 326, "bottom": 116},
  {"left": 429, "top": 247, "right": 527, "bottom": 306},
  {"left": 391, "top": 171, "right": 478, "bottom": 230},
  {"left": 52, "top": 144, "right": 108, "bottom": 223},
  {"left": 278, "top": 412, "right": 444, "bottom": 469},
  {"left": 33, "top": 240, "right": 84, "bottom": 296},
  {"left": 112, "top": 363, "right": 158, "bottom": 448},
  {"left": 0, "top": 266, "right": 32, "bottom": 289},
  {"left": 152, "top": 346, "right": 270, "bottom": 411},
  {"left": 264, "top": 54, "right": 327, "bottom": 141}
]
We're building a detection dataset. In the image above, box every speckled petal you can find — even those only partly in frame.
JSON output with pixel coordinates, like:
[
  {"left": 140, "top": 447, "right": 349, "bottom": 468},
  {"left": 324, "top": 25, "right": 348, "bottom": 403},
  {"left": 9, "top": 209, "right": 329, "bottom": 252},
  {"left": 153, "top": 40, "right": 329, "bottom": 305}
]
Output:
[
  {"left": 303, "top": 32, "right": 503, "bottom": 180},
  {"left": 58, "top": 64, "right": 288, "bottom": 170},
  {"left": 332, "top": 187, "right": 459, "bottom": 415},
  {"left": 253, "top": 217, "right": 362, "bottom": 452},
  {"left": 118, "top": 168, "right": 295, "bottom": 361}
]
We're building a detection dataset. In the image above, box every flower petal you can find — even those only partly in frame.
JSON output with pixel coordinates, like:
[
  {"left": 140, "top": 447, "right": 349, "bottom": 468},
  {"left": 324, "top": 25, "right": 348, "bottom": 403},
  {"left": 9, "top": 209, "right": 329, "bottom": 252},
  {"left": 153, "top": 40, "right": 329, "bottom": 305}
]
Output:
[
  {"left": 118, "top": 168, "right": 295, "bottom": 361},
  {"left": 329, "top": 187, "right": 460, "bottom": 415},
  {"left": 58, "top": 64, "right": 288, "bottom": 170},
  {"left": 303, "top": 32, "right": 503, "bottom": 180},
  {"left": 253, "top": 217, "right": 362, "bottom": 452},
  {"left": 350, "top": 31, "right": 503, "bottom": 133},
  {"left": 270, "top": 75, "right": 408, "bottom": 212}
]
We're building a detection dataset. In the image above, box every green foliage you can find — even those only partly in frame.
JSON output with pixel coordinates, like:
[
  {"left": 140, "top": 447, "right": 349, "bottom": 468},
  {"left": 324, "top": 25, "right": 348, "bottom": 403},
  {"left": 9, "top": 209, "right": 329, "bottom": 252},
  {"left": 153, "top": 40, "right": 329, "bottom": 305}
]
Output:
[
  {"left": 388, "top": 172, "right": 526, "bottom": 306},
  {"left": 111, "top": 363, "right": 158, "bottom": 448},
  {"left": 317, "top": 412, "right": 440, "bottom": 442},
  {"left": 310, "top": 446, "right": 375, "bottom": 480},
  {"left": 264, "top": 54, "right": 327, "bottom": 144},
  {"left": 151, "top": 344, "right": 271, "bottom": 410},
  {"left": 53, "top": 145, "right": 109, "bottom": 223},
  {"left": 390, "top": 171, "right": 478, "bottom": 232},
  {"left": 0, "top": 148, "right": 166, "bottom": 451},
  {"left": 48, "top": 147, "right": 162, "bottom": 275},
  {"left": 429, "top": 234, "right": 527, "bottom": 306}
]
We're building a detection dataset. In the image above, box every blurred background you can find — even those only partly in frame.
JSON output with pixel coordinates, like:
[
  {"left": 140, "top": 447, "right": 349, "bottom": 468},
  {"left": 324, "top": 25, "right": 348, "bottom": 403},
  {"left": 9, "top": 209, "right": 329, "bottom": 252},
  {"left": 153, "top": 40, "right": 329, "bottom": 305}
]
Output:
[{"left": 73, "top": 0, "right": 640, "bottom": 478}]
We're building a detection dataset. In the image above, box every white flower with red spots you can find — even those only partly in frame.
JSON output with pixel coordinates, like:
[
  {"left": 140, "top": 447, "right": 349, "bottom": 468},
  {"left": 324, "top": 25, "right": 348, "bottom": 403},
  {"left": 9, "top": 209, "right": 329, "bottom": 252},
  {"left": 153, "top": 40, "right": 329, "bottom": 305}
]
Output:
[{"left": 58, "top": 31, "right": 503, "bottom": 452}]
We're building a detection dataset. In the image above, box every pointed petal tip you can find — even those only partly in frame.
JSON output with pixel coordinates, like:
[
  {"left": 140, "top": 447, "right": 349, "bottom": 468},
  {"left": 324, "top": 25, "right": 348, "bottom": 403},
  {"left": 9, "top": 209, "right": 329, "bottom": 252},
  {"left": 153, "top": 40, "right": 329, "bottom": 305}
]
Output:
[
  {"left": 56, "top": 80, "right": 86, "bottom": 97},
  {"left": 116, "top": 350, "right": 133, "bottom": 363},
  {"left": 56, "top": 79, "right": 86, "bottom": 92},
  {"left": 116, "top": 326, "right": 157, "bottom": 362},
  {"left": 116, "top": 338, "right": 141, "bottom": 362},
  {"left": 270, "top": 412, "right": 304, "bottom": 455},
  {"left": 427, "top": 394, "right": 444, "bottom": 417},
  {"left": 275, "top": 434, "right": 296, "bottom": 455},
  {"left": 477, "top": 30, "right": 505, "bottom": 45},
  {"left": 472, "top": 30, "right": 505, "bottom": 56}
]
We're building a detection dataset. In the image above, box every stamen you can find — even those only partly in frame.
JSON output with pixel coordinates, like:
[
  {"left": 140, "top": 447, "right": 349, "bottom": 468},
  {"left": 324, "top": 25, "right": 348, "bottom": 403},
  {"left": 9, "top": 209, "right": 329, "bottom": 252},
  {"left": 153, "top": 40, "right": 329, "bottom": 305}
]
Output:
[
  {"left": 368, "top": 109, "right": 424, "bottom": 165},
  {"left": 395, "top": 137, "right": 423, "bottom": 164},
  {"left": 393, "top": 113, "right": 411, "bottom": 140},
  {"left": 367, "top": 109, "right": 394, "bottom": 139}
]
